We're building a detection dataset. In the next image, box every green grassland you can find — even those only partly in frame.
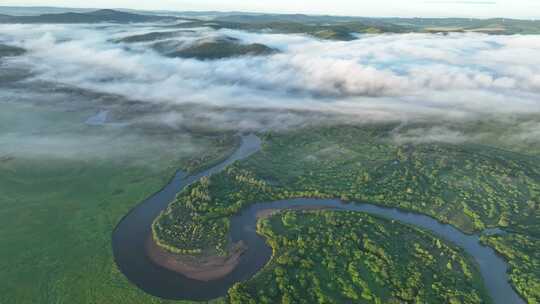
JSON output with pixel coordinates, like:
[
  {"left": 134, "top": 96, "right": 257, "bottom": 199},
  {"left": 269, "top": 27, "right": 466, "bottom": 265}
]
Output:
[
  {"left": 229, "top": 210, "right": 490, "bottom": 304},
  {"left": 0, "top": 101, "right": 237, "bottom": 304},
  {"left": 155, "top": 123, "right": 540, "bottom": 301}
]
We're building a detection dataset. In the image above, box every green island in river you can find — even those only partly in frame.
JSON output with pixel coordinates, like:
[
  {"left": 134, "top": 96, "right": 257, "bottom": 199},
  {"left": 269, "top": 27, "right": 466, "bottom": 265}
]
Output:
[
  {"left": 153, "top": 124, "right": 540, "bottom": 304},
  {"left": 230, "top": 210, "right": 489, "bottom": 304}
]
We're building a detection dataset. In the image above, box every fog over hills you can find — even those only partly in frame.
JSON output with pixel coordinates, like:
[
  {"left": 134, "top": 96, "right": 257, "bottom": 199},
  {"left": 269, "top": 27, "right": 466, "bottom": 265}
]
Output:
[
  {"left": 1, "top": 18, "right": 539, "bottom": 156},
  {"left": 0, "top": 7, "right": 539, "bottom": 304}
]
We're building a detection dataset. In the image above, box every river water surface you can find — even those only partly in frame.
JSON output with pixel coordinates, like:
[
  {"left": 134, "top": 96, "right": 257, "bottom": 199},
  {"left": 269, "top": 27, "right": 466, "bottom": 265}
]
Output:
[{"left": 112, "top": 134, "right": 523, "bottom": 304}]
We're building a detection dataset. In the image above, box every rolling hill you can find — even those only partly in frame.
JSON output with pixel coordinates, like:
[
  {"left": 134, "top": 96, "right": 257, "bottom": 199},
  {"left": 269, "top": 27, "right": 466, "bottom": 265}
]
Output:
[{"left": 0, "top": 9, "right": 178, "bottom": 24}]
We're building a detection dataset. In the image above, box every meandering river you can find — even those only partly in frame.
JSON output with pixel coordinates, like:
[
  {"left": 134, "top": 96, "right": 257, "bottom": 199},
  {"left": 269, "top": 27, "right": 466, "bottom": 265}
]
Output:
[{"left": 112, "top": 134, "right": 524, "bottom": 304}]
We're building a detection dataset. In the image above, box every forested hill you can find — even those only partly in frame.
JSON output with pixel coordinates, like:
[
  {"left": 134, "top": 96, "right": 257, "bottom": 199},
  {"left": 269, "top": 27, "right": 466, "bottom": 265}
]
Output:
[
  {"left": 0, "top": 9, "right": 179, "bottom": 24},
  {"left": 215, "top": 14, "right": 540, "bottom": 34}
]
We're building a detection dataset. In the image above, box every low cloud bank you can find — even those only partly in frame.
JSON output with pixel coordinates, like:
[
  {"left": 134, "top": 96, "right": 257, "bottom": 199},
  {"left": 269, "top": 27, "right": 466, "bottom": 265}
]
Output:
[{"left": 1, "top": 23, "right": 539, "bottom": 148}]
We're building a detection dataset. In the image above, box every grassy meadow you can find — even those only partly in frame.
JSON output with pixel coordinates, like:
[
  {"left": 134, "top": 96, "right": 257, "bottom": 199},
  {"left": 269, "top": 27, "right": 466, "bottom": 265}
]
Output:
[{"left": 0, "top": 101, "right": 235, "bottom": 304}]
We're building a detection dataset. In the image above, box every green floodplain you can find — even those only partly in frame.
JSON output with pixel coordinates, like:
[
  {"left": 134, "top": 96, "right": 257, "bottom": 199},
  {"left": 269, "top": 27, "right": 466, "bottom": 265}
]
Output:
[
  {"left": 1, "top": 95, "right": 539, "bottom": 303},
  {"left": 1, "top": 14, "right": 539, "bottom": 302},
  {"left": 154, "top": 124, "right": 540, "bottom": 304},
  {"left": 0, "top": 101, "right": 238, "bottom": 304}
]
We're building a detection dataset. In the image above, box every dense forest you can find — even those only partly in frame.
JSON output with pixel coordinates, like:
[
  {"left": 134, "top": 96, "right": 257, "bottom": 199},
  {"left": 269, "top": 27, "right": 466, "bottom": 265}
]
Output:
[
  {"left": 227, "top": 210, "right": 490, "bottom": 304},
  {"left": 153, "top": 124, "right": 540, "bottom": 301}
]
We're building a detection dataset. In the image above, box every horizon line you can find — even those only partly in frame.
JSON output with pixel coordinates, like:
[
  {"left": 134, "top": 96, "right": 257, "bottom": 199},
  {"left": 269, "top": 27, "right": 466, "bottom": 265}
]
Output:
[{"left": 0, "top": 4, "right": 539, "bottom": 20}]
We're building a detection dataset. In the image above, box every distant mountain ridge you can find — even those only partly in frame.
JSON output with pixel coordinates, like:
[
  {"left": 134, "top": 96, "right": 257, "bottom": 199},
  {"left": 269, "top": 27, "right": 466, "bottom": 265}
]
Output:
[
  {"left": 0, "top": 9, "right": 178, "bottom": 24},
  {"left": 0, "top": 7, "right": 538, "bottom": 34},
  {"left": 0, "top": 6, "right": 94, "bottom": 16}
]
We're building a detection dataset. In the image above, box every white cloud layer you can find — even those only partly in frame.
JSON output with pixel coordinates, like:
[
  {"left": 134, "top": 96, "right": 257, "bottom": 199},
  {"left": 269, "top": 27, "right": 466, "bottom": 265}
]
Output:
[{"left": 1, "top": 23, "right": 540, "bottom": 145}]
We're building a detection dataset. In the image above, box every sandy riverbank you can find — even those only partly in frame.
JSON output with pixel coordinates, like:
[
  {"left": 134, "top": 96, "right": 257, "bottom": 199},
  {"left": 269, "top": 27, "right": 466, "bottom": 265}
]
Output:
[{"left": 146, "top": 235, "right": 247, "bottom": 282}]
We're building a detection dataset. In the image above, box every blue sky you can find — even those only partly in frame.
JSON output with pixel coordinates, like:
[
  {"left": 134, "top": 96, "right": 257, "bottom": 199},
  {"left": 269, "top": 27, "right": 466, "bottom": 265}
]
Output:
[{"left": 1, "top": 0, "right": 539, "bottom": 18}]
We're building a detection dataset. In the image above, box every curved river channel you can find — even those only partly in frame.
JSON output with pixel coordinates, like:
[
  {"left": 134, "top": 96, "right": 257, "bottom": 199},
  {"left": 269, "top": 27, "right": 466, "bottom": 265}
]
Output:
[{"left": 112, "top": 134, "right": 524, "bottom": 304}]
